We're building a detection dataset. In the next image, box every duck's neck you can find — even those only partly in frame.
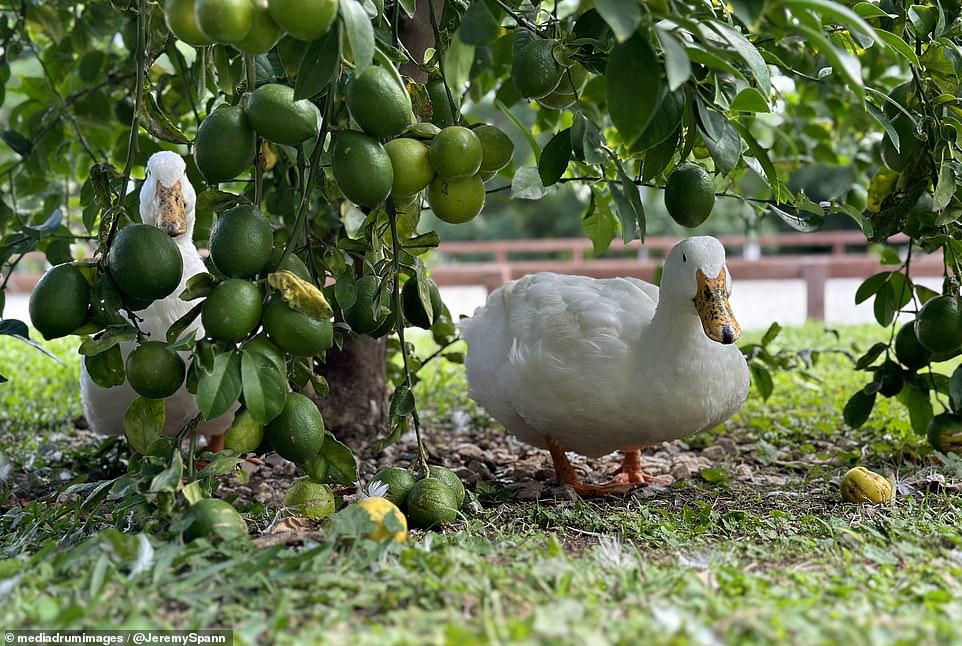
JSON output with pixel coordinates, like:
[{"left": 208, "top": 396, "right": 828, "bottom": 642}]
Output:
[{"left": 645, "top": 299, "right": 713, "bottom": 356}]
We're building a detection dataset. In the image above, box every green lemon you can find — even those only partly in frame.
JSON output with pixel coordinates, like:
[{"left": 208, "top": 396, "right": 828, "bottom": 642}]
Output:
[
  {"left": 223, "top": 408, "right": 266, "bottom": 453},
  {"left": 384, "top": 138, "right": 434, "bottom": 198},
  {"left": 107, "top": 223, "right": 184, "bottom": 302},
  {"left": 209, "top": 205, "right": 274, "bottom": 278},
  {"left": 264, "top": 247, "right": 312, "bottom": 281},
  {"left": 344, "top": 274, "right": 391, "bottom": 335},
  {"left": 894, "top": 321, "right": 931, "bottom": 370},
  {"left": 427, "top": 465, "right": 464, "bottom": 508},
  {"left": 427, "top": 76, "right": 459, "bottom": 127},
  {"left": 346, "top": 65, "right": 413, "bottom": 139},
  {"left": 915, "top": 295, "right": 962, "bottom": 354},
  {"left": 263, "top": 295, "right": 333, "bottom": 356},
  {"left": 28, "top": 263, "right": 90, "bottom": 341},
  {"left": 195, "top": 0, "right": 253, "bottom": 44},
  {"left": 370, "top": 467, "right": 417, "bottom": 509},
  {"left": 474, "top": 124, "right": 514, "bottom": 173},
  {"left": 165, "top": 0, "right": 213, "bottom": 46},
  {"left": 332, "top": 131, "right": 394, "bottom": 208},
  {"left": 268, "top": 0, "right": 338, "bottom": 42},
  {"left": 283, "top": 477, "right": 335, "bottom": 519},
  {"left": 664, "top": 162, "right": 715, "bottom": 228},
  {"left": 511, "top": 37, "right": 563, "bottom": 99},
  {"left": 427, "top": 174, "right": 485, "bottom": 224},
  {"left": 183, "top": 498, "right": 248, "bottom": 541},
  {"left": 202, "top": 279, "right": 263, "bottom": 343},
  {"left": 126, "top": 341, "right": 186, "bottom": 399},
  {"left": 265, "top": 392, "right": 326, "bottom": 463},
  {"left": 928, "top": 412, "right": 962, "bottom": 453},
  {"left": 245, "top": 84, "right": 321, "bottom": 146},
  {"left": 405, "top": 478, "right": 459, "bottom": 528},
  {"left": 401, "top": 278, "right": 442, "bottom": 329},
  {"left": 880, "top": 115, "right": 922, "bottom": 173},
  {"left": 430, "top": 126, "right": 483, "bottom": 179},
  {"left": 194, "top": 104, "right": 256, "bottom": 184},
  {"left": 235, "top": 0, "right": 281, "bottom": 54}
]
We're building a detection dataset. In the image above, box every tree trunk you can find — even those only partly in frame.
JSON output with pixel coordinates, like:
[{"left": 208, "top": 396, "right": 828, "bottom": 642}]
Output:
[
  {"left": 312, "top": 3, "right": 438, "bottom": 449},
  {"left": 313, "top": 335, "right": 388, "bottom": 449}
]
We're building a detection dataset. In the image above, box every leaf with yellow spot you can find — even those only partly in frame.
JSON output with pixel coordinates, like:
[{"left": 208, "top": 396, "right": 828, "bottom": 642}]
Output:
[{"left": 268, "top": 271, "right": 333, "bottom": 320}]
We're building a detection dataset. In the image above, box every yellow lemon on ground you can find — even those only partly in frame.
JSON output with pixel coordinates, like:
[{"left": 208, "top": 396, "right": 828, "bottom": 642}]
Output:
[{"left": 357, "top": 496, "right": 407, "bottom": 543}]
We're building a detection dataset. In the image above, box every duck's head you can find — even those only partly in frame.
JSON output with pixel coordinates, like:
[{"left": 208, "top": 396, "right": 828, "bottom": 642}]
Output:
[
  {"left": 139, "top": 151, "right": 196, "bottom": 239},
  {"left": 660, "top": 236, "right": 741, "bottom": 345}
]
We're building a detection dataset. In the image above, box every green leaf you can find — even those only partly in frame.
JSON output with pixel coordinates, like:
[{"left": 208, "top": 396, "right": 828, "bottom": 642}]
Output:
[
  {"left": 642, "top": 126, "right": 681, "bottom": 182},
  {"left": 79, "top": 326, "right": 138, "bottom": 357},
  {"left": 949, "top": 364, "right": 962, "bottom": 411},
  {"left": 458, "top": 0, "right": 500, "bottom": 46},
  {"left": 853, "top": 2, "right": 892, "bottom": 19},
  {"left": 606, "top": 33, "right": 662, "bottom": 146},
  {"left": 511, "top": 167, "right": 549, "bottom": 200},
  {"left": 582, "top": 187, "right": 618, "bottom": 255},
  {"left": 705, "top": 21, "right": 771, "bottom": 95},
  {"left": 609, "top": 163, "right": 646, "bottom": 243},
  {"left": 873, "top": 281, "right": 897, "bottom": 326},
  {"left": 783, "top": 0, "right": 881, "bottom": 41},
  {"left": 594, "top": 0, "right": 642, "bottom": 42},
  {"left": 571, "top": 113, "right": 607, "bottom": 165},
  {"left": 335, "top": 273, "right": 357, "bottom": 311},
  {"left": 760, "top": 321, "right": 782, "bottom": 347},
  {"left": 730, "top": 87, "right": 770, "bottom": 112},
  {"left": 389, "top": 385, "right": 416, "bottom": 418},
  {"left": 197, "top": 351, "right": 242, "bottom": 421},
  {"left": 125, "top": 397, "right": 165, "bottom": 454},
  {"left": 84, "top": 345, "right": 126, "bottom": 388},
  {"left": 241, "top": 350, "right": 288, "bottom": 424},
  {"left": 731, "top": 120, "right": 785, "bottom": 201},
  {"left": 166, "top": 302, "right": 203, "bottom": 344},
  {"left": 538, "top": 128, "right": 572, "bottom": 186},
  {"left": 730, "top": 0, "right": 767, "bottom": 27},
  {"left": 898, "top": 382, "right": 933, "bottom": 435},
  {"left": 397, "top": 0, "right": 415, "bottom": 18},
  {"left": 319, "top": 433, "right": 358, "bottom": 485},
  {"left": 497, "top": 99, "right": 541, "bottom": 162},
  {"left": 294, "top": 24, "right": 342, "bottom": 100},
  {"left": 138, "top": 93, "right": 190, "bottom": 145},
  {"left": 874, "top": 28, "right": 920, "bottom": 67},
  {"left": 934, "top": 165, "right": 955, "bottom": 211},
  {"left": 789, "top": 21, "right": 864, "bottom": 101},
  {"left": 656, "top": 26, "right": 691, "bottom": 91},
  {"left": 855, "top": 342, "right": 887, "bottom": 370},
  {"left": 749, "top": 361, "right": 774, "bottom": 400},
  {"left": 340, "top": 0, "right": 375, "bottom": 74},
  {"left": 855, "top": 272, "right": 890, "bottom": 304},
  {"left": 149, "top": 451, "right": 183, "bottom": 493},
  {"left": 700, "top": 110, "right": 742, "bottom": 177},
  {"left": 401, "top": 232, "right": 441, "bottom": 255},
  {"left": 843, "top": 388, "right": 876, "bottom": 428}
]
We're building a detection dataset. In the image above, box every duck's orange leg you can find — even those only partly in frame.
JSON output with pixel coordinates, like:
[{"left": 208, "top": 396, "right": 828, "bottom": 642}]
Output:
[
  {"left": 207, "top": 434, "right": 225, "bottom": 453},
  {"left": 544, "top": 436, "right": 670, "bottom": 497}
]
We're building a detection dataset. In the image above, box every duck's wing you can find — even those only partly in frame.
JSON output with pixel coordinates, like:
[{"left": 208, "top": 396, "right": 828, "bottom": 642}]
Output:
[{"left": 461, "top": 273, "right": 658, "bottom": 448}]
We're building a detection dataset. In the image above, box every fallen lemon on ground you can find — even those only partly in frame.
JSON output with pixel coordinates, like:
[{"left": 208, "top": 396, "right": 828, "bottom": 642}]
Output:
[
  {"left": 840, "top": 466, "right": 894, "bottom": 504},
  {"left": 357, "top": 496, "right": 408, "bottom": 543}
]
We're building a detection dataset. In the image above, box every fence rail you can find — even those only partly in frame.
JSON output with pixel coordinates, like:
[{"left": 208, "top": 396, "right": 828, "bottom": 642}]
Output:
[{"left": 429, "top": 232, "right": 944, "bottom": 321}]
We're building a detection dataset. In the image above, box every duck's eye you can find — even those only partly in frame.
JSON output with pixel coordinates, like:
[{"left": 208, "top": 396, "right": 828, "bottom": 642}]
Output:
[{"left": 682, "top": 253, "right": 687, "bottom": 263}]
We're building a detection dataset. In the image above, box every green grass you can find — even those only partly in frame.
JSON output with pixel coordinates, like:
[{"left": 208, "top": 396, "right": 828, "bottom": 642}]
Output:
[{"left": 2, "top": 323, "right": 961, "bottom": 644}]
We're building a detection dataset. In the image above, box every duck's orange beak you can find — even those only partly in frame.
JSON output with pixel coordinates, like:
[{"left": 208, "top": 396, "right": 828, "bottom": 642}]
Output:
[
  {"left": 694, "top": 267, "right": 740, "bottom": 345},
  {"left": 155, "top": 181, "right": 188, "bottom": 237}
]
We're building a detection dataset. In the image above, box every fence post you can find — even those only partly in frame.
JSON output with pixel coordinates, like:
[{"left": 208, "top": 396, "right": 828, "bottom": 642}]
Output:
[{"left": 802, "top": 264, "right": 828, "bottom": 320}]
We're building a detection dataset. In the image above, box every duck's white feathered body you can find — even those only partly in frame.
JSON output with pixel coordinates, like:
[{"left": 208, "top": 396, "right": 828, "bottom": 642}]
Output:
[
  {"left": 461, "top": 237, "right": 750, "bottom": 458},
  {"left": 81, "top": 152, "right": 234, "bottom": 438}
]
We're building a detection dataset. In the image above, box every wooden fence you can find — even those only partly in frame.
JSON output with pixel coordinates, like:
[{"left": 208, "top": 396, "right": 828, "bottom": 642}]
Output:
[{"left": 429, "top": 231, "right": 945, "bottom": 321}]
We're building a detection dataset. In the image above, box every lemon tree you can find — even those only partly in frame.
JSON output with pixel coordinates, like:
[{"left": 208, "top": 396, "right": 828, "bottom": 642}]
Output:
[{"left": 9, "top": 0, "right": 962, "bottom": 521}]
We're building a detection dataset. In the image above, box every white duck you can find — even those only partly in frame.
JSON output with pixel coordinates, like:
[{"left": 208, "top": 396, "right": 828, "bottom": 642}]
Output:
[
  {"left": 460, "top": 236, "right": 750, "bottom": 496},
  {"left": 81, "top": 151, "right": 234, "bottom": 446}
]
